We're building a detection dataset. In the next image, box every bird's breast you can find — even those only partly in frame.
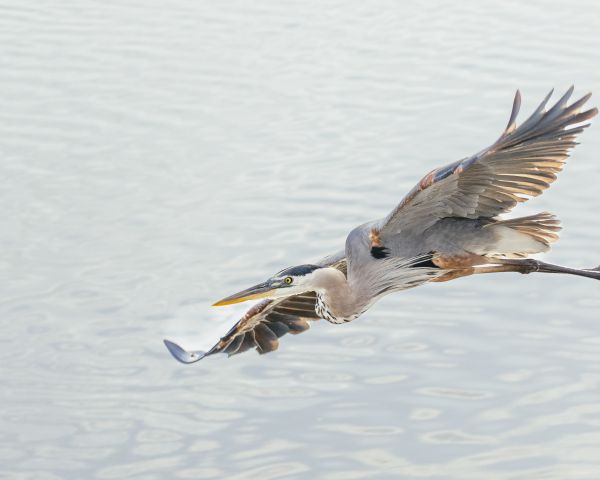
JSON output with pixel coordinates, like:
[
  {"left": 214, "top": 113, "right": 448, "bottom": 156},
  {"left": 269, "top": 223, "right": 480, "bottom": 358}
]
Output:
[{"left": 315, "top": 292, "right": 359, "bottom": 324}]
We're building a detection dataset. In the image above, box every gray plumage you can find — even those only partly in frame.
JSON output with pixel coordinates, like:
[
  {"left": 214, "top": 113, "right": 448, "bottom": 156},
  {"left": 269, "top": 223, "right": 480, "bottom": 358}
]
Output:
[{"left": 164, "top": 87, "right": 599, "bottom": 364}]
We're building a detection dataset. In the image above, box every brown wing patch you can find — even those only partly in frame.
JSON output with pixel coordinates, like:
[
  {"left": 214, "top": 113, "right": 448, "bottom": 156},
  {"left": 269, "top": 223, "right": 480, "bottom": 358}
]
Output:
[{"left": 370, "top": 228, "right": 390, "bottom": 259}]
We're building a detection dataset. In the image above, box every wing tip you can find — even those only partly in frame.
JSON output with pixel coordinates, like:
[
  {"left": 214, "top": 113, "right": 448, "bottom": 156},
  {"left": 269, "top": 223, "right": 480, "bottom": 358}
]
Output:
[
  {"left": 505, "top": 89, "right": 522, "bottom": 134},
  {"left": 587, "top": 106, "right": 599, "bottom": 119},
  {"left": 163, "top": 339, "right": 207, "bottom": 364}
]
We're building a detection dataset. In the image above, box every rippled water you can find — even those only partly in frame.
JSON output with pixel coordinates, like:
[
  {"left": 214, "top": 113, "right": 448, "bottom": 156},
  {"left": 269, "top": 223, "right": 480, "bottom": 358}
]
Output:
[{"left": 2, "top": 0, "right": 600, "bottom": 478}]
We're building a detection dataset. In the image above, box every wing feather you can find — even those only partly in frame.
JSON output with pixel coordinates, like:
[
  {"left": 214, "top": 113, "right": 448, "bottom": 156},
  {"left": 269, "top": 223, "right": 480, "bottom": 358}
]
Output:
[
  {"left": 379, "top": 87, "right": 597, "bottom": 237},
  {"left": 164, "top": 255, "right": 347, "bottom": 362}
]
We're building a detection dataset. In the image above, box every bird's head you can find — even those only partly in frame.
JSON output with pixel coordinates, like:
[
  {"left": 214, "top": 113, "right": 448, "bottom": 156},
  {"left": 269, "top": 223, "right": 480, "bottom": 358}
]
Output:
[{"left": 212, "top": 264, "right": 323, "bottom": 306}]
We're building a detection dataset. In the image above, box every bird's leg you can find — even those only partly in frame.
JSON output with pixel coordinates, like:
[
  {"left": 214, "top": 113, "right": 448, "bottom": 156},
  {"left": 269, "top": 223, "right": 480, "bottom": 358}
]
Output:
[
  {"left": 493, "top": 258, "right": 600, "bottom": 280},
  {"left": 432, "top": 253, "right": 488, "bottom": 269},
  {"left": 429, "top": 254, "right": 600, "bottom": 283},
  {"left": 430, "top": 268, "right": 476, "bottom": 282},
  {"left": 429, "top": 253, "right": 487, "bottom": 283},
  {"left": 431, "top": 264, "right": 530, "bottom": 282}
]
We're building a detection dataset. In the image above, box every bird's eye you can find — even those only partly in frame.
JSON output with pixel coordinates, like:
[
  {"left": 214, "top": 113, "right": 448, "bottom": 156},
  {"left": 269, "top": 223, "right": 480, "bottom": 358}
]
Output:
[{"left": 284, "top": 277, "right": 293, "bottom": 285}]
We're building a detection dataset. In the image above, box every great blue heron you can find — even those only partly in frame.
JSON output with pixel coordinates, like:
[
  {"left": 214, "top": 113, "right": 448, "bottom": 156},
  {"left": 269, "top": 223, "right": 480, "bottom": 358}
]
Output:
[{"left": 164, "top": 86, "right": 599, "bottom": 364}]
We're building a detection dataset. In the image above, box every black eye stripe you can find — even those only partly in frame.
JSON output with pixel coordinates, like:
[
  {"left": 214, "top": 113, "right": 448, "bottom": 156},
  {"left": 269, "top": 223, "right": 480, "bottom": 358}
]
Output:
[{"left": 275, "top": 264, "right": 321, "bottom": 277}]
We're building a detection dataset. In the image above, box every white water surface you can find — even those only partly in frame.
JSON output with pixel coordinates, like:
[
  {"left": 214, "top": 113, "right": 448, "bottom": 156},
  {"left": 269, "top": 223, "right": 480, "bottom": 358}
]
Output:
[{"left": 1, "top": 0, "right": 600, "bottom": 478}]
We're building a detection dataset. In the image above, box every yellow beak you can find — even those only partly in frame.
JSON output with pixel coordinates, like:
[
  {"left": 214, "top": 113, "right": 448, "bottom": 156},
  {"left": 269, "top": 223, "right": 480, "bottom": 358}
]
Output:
[{"left": 212, "top": 281, "right": 276, "bottom": 306}]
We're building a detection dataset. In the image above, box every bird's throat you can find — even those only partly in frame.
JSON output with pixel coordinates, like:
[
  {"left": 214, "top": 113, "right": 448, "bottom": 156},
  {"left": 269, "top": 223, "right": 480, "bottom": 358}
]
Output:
[{"left": 311, "top": 267, "right": 364, "bottom": 324}]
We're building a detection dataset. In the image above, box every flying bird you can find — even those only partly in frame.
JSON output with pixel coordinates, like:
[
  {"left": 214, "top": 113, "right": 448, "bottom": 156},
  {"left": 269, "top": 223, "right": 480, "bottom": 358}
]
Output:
[{"left": 165, "top": 87, "right": 599, "bottom": 364}]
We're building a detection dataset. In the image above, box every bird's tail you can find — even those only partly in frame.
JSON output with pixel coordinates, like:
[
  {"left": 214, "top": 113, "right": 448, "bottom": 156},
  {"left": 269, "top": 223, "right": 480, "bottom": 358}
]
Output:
[{"left": 485, "top": 212, "right": 561, "bottom": 258}]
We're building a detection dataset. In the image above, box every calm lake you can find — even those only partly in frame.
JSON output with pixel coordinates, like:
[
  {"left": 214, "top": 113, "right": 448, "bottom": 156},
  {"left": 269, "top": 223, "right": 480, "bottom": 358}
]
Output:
[{"left": 2, "top": 0, "right": 600, "bottom": 478}]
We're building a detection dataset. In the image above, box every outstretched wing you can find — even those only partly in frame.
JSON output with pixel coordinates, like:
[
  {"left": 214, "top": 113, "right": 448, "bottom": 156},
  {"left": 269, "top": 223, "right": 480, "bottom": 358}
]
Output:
[
  {"left": 164, "top": 254, "right": 346, "bottom": 363},
  {"left": 377, "top": 87, "right": 597, "bottom": 238}
]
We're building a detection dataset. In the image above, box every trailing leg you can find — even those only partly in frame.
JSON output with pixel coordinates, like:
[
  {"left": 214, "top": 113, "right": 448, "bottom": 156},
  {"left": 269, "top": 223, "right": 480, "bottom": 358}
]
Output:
[{"left": 494, "top": 258, "right": 600, "bottom": 280}]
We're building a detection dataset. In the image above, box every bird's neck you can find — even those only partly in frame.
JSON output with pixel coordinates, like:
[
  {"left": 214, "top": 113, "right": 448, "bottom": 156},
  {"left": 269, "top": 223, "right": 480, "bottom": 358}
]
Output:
[{"left": 312, "top": 268, "right": 363, "bottom": 323}]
